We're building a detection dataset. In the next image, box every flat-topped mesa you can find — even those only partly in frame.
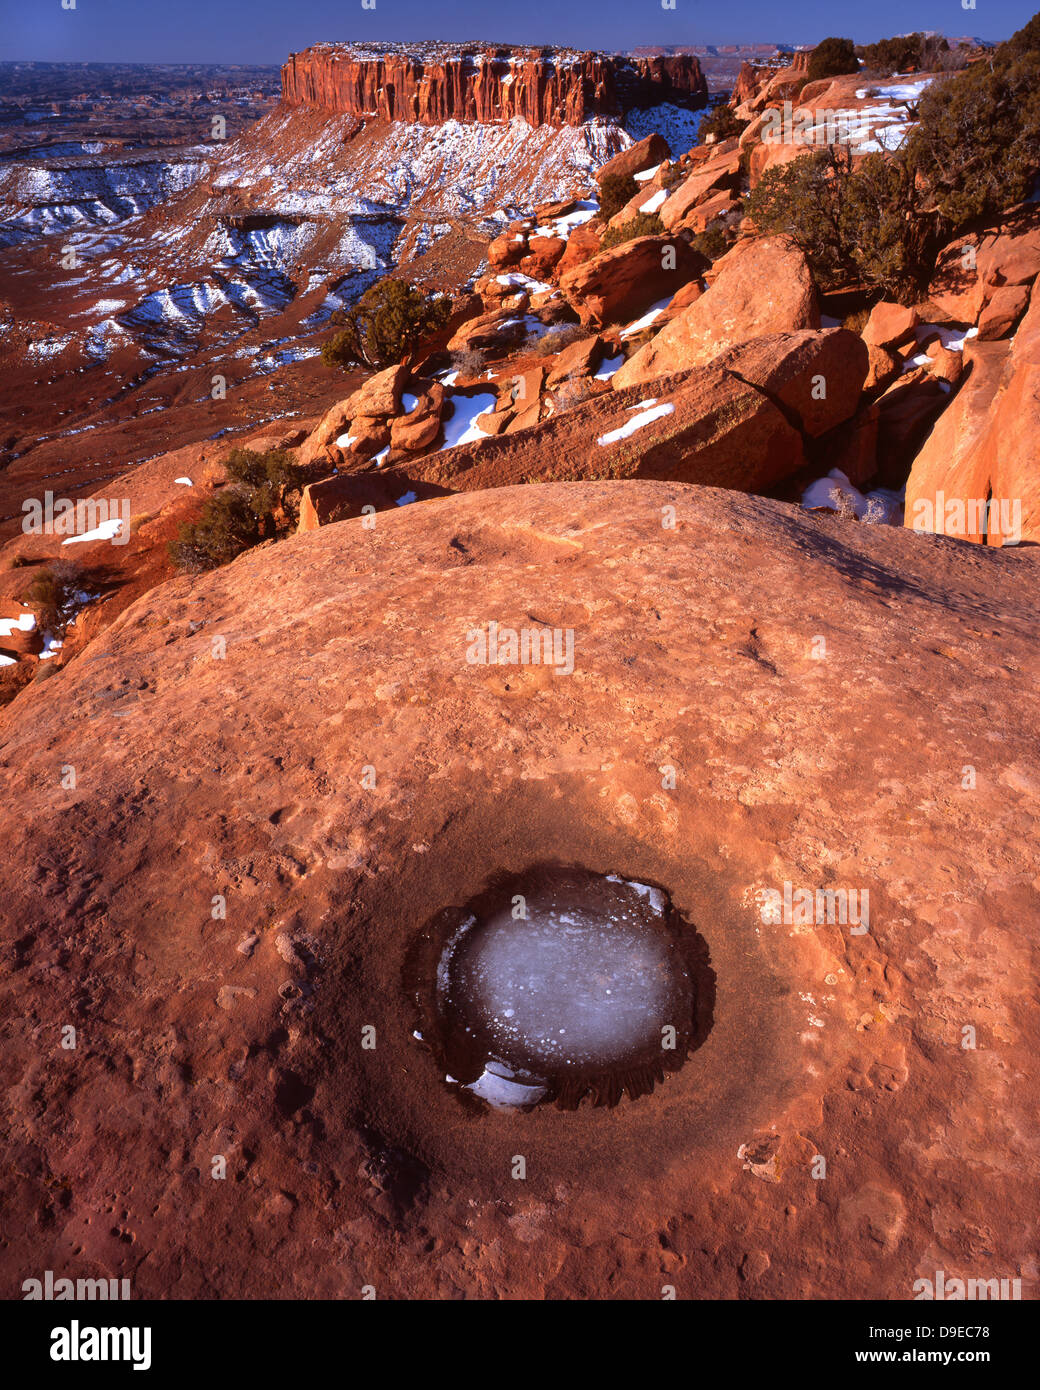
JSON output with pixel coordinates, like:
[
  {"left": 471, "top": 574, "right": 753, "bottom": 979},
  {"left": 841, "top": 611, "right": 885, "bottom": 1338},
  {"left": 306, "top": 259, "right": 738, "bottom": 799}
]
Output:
[{"left": 280, "top": 42, "right": 708, "bottom": 127}]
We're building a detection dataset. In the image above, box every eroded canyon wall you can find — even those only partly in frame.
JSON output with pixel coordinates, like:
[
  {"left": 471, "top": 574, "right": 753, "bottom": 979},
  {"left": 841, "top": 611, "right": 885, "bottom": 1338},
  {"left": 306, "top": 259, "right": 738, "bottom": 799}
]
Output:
[{"left": 280, "top": 44, "right": 708, "bottom": 126}]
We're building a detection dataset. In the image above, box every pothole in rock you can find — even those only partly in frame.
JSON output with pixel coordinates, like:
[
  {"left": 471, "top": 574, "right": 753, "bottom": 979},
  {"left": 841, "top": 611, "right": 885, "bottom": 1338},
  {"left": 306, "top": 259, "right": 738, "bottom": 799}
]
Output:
[{"left": 407, "top": 866, "right": 715, "bottom": 1110}]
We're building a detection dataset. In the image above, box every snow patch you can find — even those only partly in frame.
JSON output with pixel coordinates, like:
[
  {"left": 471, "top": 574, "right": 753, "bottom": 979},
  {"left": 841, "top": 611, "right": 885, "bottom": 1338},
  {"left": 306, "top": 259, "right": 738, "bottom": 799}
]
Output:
[
  {"left": 620, "top": 297, "right": 672, "bottom": 338},
  {"left": 62, "top": 518, "right": 125, "bottom": 545},
  {"left": 597, "top": 401, "right": 674, "bottom": 445},
  {"left": 441, "top": 391, "right": 499, "bottom": 449},
  {"left": 0, "top": 612, "right": 36, "bottom": 638},
  {"left": 802, "top": 468, "right": 904, "bottom": 524}
]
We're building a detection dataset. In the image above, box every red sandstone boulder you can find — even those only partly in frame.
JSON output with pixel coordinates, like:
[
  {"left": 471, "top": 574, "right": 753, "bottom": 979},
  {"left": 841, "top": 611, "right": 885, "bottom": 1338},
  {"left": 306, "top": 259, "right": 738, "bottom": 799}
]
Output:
[
  {"left": 447, "top": 310, "right": 530, "bottom": 354},
  {"left": 710, "top": 329, "right": 869, "bottom": 438},
  {"left": 925, "top": 342, "right": 964, "bottom": 387},
  {"left": 595, "top": 133, "right": 670, "bottom": 185},
  {"left": 344, "top": 417, "right": 391, "bottom": 458},
  {"left": 609, "top": 174, "right": 672, "bottom": 229},
  {"left": 732, "top": 52, "right": 810, "bottom": 114},
  {"left": 874, "top": 368, "right": 950, "bottom": 484},
  {"left": 864, "top": 344, "right": 902, "bottom": 394},
  {"left": 925, "top": 240, "right": 986, "bottom": 325},
  {"left": 745, "top": 138, "right": 808, "bottom": 189},
  {"left": 296, "top": 397, "right": 356, "bottom": 467},
  {"left": 390, "top": 411, "right": 442, "bottom": 452},
  {"left": 474, "top": 272, "right": 530, "bottom": 313},
  {"left": 545, "top": 333, "right": 603, "bottom": 386},
  {"left": 520, "top": 236, "right": 567, "bottom": 279},
  {"left": 531, "top": 198, "right": 581, "bottom": 223},
  {"left": 346, "top": 361, "right": 408, "bottom": 418},
  {"left": 906, "top": 290, "right": 1040, "bottom": 545},
  {"left": 555, "top": 222, "right": 603, "bottom": 275},
  {"left": 924, "top": 209, "right": 1040, "bottom": 327},
  {"left": 977, "top": 216, "right": 1040, "bottom": 288},
  {"left": 475, "top": 408, "right": 512, "bottom": 436},
  {"left": 969, "top": 313, "right": 1040, "bottom": 544},
  {"left": 298, "top": 472, "right": 443, "bottom": 531},
  {"left": 904, "top": 340, "right": 1013, "bottom": 543},
  {"left": 546, "top": 376, "right": 613, "bottom": 412},
  {"left": 862, "top": 302, "right": 919, "bottom": 350},
  {"left": 487, "top": 230, "right": 527, "bottom": 270},
  {"left": 557, "top": 235, "right": 700, "bottom": 329},
  {"left": 666, "top": 279, "right": 704, "bottom": 313},
  {"left": 613, "top": 235, "right": 819, "bottom": 389},
  {"left": 976, "top": 283, "right": 1030, "bottom": 340},
  {"left": 644, "top": 277, "right": 706, "bottom": 335},
  {"left": 506, "top": 365, "right": 545, "bottom": 411},
  {"left": 680, "top": 190, "right": 741, "bottom": 234},
  {"left": 374, "top": 363, "right": 808, "bottom": 500},
  {"left": 658, "top": 150, "right": 741, "bottom": 232},
  {"left": 0, "top": 607, "right": 41, "bottom": 659},
  {"left": 503, "top": 398, "right": 544, "bottom": 434},
  {"left": 759, "top": 53, "right": 810, "bottom": 102},
  {"left": 297, "top": 364, "right": 426, "bottom": 466}
]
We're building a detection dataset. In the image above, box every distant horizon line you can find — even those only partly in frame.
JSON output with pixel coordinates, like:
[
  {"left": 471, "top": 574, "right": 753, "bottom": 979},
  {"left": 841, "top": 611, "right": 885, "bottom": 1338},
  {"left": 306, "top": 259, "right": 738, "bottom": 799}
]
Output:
[{"left": 0, "top": 33, "right": 1005, "bottom": 67}]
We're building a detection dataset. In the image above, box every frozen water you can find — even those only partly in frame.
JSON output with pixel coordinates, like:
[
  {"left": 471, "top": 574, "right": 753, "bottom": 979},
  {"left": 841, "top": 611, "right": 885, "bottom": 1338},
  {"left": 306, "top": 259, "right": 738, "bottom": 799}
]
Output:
[
  {"left": 611, "top": 877, "right": 668, "bottom": 915},
  {"left": 465, "top": 1062, "right": 548, "bottom": 1108},
  {"left": 531, "top": 201, "right": 598, "bottom": 240},
  {"left": 801, "top": 468, "right": 904, "bottom": 525},
  {"left": 437, "top": 872, "right": 693, "bottom": 1089},
  {"left": 915, "top": 323, "right": 978, "bottom": 352},
  {"left": 62, "top": 518, "right": 124, "bottom": 545},
  {"left": 448, "top": 910, "right": 675, "bottom": 1067},
  {"left": 855, "top": 78, "right": 933, "bottom": 102}
]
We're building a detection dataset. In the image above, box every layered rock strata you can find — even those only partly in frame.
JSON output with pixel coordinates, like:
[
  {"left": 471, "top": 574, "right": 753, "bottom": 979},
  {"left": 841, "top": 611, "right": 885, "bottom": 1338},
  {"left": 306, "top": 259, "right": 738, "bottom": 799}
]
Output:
[{"left": 281, "top": 43, "right": 708, "bottom": 126}]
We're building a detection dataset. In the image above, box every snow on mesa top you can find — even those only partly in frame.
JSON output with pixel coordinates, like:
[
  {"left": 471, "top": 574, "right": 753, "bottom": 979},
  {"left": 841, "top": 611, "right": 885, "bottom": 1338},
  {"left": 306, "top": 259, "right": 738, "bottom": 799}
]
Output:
[{"left": 295, "top": 41, "right": 594, "bottom": 63}]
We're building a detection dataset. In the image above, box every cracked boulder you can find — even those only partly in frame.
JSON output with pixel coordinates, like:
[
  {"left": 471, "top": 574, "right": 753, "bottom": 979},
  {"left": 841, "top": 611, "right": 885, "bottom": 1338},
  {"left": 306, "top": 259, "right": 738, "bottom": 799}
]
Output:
[
  {"left": 613, "top": 235, "right": 820, "bottom": 389},
  {"left": 710, "top": 329, "right": 869, "bottom": 438},
  {"left": 558, "top": 234, "right": 701, "bottom": 329}
]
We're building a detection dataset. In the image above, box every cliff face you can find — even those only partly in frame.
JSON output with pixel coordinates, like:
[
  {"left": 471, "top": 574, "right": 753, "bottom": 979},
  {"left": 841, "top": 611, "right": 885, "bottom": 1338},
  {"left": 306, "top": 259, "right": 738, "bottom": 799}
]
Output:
[{"left": 280, "top": 44, "right": 707, "bottom": 127}]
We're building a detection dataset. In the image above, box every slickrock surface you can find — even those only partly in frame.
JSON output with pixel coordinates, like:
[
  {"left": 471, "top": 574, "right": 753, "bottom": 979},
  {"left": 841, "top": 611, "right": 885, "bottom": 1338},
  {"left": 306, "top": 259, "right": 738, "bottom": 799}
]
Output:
[
  {"left": 1, "top": 482, "right": 1037, "bottom": 1299},
  {"left": 281, "top": 43, "right": 707, "bottom": 126}
]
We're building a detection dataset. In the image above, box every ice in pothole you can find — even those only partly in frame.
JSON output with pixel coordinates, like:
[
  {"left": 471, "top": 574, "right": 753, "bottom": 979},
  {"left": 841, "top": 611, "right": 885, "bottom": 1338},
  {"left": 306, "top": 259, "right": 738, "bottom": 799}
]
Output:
[{"left": 425, "top": 867, "right": 700, "bottom": 1109}]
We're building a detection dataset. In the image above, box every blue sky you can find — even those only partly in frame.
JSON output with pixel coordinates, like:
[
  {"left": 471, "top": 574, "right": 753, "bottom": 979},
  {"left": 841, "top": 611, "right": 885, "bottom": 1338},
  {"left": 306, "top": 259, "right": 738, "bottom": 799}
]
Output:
[{"left": 5, "top": 1, "right": 1037, "bottom": 63}]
